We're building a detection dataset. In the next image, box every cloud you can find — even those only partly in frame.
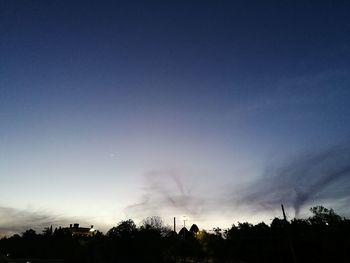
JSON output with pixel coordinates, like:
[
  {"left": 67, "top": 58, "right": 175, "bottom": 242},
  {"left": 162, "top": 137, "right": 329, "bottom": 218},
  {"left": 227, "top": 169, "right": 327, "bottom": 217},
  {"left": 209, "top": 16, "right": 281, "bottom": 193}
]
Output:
[
  {"left": 125, "top": 170, "right": 205, "bottom": 220},
  {"left": 0, "top": 206, "right": 75, "bottom": 237},
  {"left": 237, "top": 142, "right": 350, "bottom": 216},
  {"left": 124, "top": 142, "right": 350, "bottom": 226}
]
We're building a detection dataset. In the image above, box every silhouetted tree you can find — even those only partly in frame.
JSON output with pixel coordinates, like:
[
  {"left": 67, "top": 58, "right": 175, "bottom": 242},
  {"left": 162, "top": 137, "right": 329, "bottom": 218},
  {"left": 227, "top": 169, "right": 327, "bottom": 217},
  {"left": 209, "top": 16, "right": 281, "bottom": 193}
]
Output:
[
  {"left": 1, "top": 206, "right": 349, "bottom": 263},
  {"left": 190, "top": 224, "right": 199, "bottom": 234},
  {"left": 309, "top": 205, "right": 342, "bottom": 225},
  {"left": 21, "top": 228, "right": 37, "bottom": 238},
  {"left": 107, "top": 219, "right": 137, "bottom": 238},
  {"left": 42, "top": 225, "right": 53, "bottom": 236}
]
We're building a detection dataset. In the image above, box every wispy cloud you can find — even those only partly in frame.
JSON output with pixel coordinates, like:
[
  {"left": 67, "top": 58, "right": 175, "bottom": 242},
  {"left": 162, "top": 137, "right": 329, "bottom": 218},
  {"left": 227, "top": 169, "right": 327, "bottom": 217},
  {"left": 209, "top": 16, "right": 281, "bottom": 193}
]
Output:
[
  {"left": 0, "top": 206, "right": 75, "bottom": 237},
  {"left": 237, "top": 142, "right": 350, "bottom": 216},
  {"left": 125, "top": 170, "right": 205, "bottom": 219},
  {"left": 125, "top": 141, "right": 350, "bottom": 225}
]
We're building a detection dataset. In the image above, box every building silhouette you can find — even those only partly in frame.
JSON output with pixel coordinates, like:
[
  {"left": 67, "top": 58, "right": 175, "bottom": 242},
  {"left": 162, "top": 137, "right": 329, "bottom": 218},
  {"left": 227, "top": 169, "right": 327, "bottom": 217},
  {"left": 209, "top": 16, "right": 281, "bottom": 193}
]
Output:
[{"left": 65, "top": 223, "right": 96, "bottom": 236}]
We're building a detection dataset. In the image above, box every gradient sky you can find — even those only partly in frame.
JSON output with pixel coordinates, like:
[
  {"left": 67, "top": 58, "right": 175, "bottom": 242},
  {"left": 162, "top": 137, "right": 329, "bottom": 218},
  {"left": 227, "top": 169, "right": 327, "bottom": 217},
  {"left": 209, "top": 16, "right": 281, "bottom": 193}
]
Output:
[{"left": 1, "top": 0, "right": 350, "bottom": 236}]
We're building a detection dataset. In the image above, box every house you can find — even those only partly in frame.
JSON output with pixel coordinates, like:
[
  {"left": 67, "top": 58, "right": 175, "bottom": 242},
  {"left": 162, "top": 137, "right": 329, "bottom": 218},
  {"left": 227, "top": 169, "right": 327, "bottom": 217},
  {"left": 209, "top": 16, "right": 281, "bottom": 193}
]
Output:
[{"left": 67, "top": 223, "right": 95, "bottom": 236}]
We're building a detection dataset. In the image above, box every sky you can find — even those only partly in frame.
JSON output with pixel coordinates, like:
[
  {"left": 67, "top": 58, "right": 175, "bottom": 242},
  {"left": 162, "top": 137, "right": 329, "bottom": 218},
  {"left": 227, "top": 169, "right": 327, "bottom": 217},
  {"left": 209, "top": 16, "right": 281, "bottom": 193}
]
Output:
[{"left": 1, "top": 0, "right": 350, "bottom": 236}]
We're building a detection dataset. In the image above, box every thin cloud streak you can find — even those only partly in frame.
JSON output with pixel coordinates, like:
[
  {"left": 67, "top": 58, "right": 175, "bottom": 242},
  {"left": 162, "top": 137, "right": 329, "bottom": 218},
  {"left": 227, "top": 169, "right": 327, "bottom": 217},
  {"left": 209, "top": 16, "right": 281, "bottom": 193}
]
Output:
[
  {"left": 0, "top": 206, "right": 78, "bottom": 237},
  {"left": 125, "top": 142, "right": 350, "bottom": 224},
  {"left": 237, "top": 142, "right": 350, "bottom": 216},
  {"left": 125, "top": 170, "right": 205, "bottom": 220}
]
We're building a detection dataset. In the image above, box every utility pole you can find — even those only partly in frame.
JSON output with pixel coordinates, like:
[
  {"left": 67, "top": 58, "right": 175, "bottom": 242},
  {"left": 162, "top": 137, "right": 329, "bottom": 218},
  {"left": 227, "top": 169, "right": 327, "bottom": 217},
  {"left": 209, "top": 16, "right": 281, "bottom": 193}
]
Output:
[
  {"left": 281, "top": 204, "right": 287, "bottom": 221},
  {"left": 281, "top": 204, "right": 297, "bottom": 263},
  {"left": 182, "top": 216, "right": 187, "bottom": 240}
]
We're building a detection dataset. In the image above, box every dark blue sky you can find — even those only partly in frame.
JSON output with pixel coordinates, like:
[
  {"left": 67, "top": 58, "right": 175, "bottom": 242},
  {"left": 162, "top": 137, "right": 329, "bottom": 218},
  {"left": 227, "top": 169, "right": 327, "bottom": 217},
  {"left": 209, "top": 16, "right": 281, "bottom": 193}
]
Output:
[{"left": 1, "top": 0, "right": 350, "bottom": 235}]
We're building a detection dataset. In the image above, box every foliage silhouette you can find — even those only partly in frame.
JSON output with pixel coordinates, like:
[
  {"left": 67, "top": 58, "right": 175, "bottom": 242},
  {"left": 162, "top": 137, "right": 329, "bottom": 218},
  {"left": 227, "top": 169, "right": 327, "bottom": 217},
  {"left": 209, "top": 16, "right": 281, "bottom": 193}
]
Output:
[{"left": 0, "top": 206, "right": 350, "bottom": 262}]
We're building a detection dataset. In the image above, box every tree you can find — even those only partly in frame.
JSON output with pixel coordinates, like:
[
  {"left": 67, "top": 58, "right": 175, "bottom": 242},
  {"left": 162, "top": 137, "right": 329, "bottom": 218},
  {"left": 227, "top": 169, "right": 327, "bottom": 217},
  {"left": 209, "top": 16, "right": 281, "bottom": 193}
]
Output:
[
  {"left": 178, "top": 227, "right": 190, "bottom": 239},
  {"left": 141, "top": 216, "right": 164, "bottom": 230},
  {"left": 212, "top": 227, "right": 222, "bottom": 237},
  {"left": 21, "top": 229, "right": 37, "bottom": 238},
  {"left": 309, "top": 205, "right": 342, "bottom": 225},
  {"left": 271, "top": 218, "right": 286, "bottom": 230},
  {"left": 190, "top": 224, "right": 200, "bottom": 234},
  {"left": 42, "top": 225, "right": 53, "bottom": 236},
  {"left": 140, "top": 216, "right": 171, "bottom": 237},
  {"left": 107, "top": 219, "right": 137, "bottom": 238}
]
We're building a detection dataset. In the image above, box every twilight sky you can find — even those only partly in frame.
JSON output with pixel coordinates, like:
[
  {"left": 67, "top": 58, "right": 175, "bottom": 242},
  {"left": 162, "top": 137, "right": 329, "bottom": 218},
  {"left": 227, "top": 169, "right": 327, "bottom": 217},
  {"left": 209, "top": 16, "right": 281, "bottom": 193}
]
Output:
[{"left": 1, "top": 0, "right": 350, "bottom": 236}]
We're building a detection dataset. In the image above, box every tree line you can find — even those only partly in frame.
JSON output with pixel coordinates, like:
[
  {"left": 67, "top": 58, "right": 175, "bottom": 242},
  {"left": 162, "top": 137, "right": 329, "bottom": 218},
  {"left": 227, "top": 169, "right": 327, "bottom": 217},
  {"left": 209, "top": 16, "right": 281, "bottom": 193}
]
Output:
[{"left": 1, "top": 206, "right": 350, "bottom": 262}]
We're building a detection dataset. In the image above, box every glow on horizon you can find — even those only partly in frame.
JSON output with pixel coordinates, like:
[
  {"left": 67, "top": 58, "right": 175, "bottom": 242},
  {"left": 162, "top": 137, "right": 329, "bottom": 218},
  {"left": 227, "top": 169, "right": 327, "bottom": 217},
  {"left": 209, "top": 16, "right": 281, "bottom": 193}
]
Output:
[{"left": 1, "top": 1, "right": 350, "bottom": 236}]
